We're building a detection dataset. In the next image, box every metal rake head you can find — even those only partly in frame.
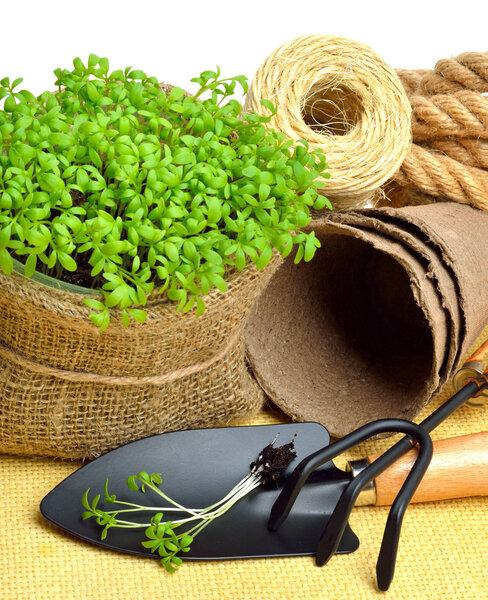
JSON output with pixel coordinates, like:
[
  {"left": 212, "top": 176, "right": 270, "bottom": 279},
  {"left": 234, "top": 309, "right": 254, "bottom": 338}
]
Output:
[{"left": 268, "top": 418, "right": 433, "bottom": 591}]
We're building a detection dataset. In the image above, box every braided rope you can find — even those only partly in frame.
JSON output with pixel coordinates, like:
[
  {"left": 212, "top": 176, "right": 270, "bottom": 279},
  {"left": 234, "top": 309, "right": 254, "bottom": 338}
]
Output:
[
  {"left": 391, "top": 53, "right": 488, "bottom": 211},
  {"left": 396, "top": 69, "right": 430, "bottom": 95},
  {"left": 396, "top": 144, "right": 488, "bottom": 210},
  {"left": 426, "top": 139, "right": 488, "bottom": 169},
  {"left": 410, "top": 91, "right": 488, "bottom": 141},
  {"left": 420, "top": 52, "right": 488, "bottom": 95}
]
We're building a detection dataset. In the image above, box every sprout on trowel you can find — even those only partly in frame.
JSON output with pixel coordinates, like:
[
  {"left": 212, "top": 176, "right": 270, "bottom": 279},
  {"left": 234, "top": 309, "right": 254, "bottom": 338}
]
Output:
[{"left": 81, "top": 437, "right": 296, "bottom": 572}]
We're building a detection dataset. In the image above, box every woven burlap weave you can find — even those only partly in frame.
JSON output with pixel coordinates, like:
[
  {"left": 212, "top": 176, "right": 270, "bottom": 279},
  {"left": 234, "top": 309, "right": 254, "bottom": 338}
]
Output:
[
  {"left": 1, "top": 323, "right": 487, "bottom": 600},
  {"left": 0, "top": 256, "right": 279, "bottom": 459}
]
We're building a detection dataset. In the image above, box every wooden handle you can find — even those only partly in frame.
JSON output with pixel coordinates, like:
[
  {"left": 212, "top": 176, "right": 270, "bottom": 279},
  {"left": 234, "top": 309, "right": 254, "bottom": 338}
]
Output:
[
  {"left": 370, "top": 431, "right": 488, "bottom": 506},
  {"left": 465, "top": 339, "right": 488, "bottom": 363}
]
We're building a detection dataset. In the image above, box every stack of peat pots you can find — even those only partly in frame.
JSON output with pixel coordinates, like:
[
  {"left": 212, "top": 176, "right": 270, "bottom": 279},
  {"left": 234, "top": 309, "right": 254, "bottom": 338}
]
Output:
[{"left": 245, "top": 202, "right": 488, "bottom": 437}]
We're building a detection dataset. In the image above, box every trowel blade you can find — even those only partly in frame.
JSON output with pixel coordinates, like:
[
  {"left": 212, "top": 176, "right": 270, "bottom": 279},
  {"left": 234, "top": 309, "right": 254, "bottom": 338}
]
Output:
[{"left": 41, "top": 422, "right": 359, "bottom": 560}]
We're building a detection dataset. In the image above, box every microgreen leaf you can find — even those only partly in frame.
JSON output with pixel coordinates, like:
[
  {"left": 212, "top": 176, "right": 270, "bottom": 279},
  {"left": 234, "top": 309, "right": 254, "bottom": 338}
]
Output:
[{"left": 126, "top": 476, "right": 139, "bottom": 491}]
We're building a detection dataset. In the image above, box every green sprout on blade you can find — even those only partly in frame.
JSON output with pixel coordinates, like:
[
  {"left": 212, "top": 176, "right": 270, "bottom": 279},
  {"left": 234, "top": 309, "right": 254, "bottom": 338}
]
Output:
[{"left": 82, "top": 438, "right": 297, "bottom": 572}]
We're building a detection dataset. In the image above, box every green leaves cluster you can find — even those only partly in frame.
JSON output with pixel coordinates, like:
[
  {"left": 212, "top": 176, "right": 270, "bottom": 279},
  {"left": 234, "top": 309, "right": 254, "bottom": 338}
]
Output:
[
  {"left": 127, "top": 470, "right": 163, "bottom": 493},
  {"left": 82, "top": 472, "right": 194, "bottom": 572},
  {"left": 0, "top": 56, "right": 330, "bottom": 330},
  {"left": 81, "top": 487, "right": 118, "bottom": 541},
  {"left": 142, "top": 513, "right": 193, "bottom": 573}
]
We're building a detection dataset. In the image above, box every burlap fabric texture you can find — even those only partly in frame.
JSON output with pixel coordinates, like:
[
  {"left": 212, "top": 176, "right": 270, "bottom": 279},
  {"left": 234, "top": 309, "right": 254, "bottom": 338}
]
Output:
[
  {"left": 0, "top": 257, "right": 279, "bottom": 459},
  {"left": 245, "top": 202, "right": 488, "bottom": 437}
]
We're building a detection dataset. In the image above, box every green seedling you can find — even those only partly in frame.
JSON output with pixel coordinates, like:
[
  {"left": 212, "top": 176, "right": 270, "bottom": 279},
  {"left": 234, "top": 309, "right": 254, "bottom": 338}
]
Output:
[
  {"left": 0, "top": 56, "right": 330, "bottom": 330},
  {"left": 82, "top": 439, "right": 296, "bottom": 572}
]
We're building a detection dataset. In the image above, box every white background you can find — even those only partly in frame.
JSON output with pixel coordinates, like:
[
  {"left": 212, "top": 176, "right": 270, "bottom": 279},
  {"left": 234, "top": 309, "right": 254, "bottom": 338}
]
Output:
[{"left": 1, "top": 0, "right": 487, "bottom": 98}]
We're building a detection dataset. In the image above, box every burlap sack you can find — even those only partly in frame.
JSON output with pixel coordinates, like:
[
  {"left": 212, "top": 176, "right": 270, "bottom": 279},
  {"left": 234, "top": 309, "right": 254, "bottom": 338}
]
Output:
[
  {"left": 0, "top": 257, "right": 280, "bottom": 459},
  {"left": 245, "top": 203, "right": 488, "bottom": 437}
]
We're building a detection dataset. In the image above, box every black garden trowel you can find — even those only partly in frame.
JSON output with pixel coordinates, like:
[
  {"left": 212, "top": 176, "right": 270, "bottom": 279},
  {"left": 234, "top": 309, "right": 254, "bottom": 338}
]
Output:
[
  {"left": 41, "top": 342, "right": 488, "bottom": 586},
  {"left": 41, "top": 421, "right": 361, "bottom": 560}
]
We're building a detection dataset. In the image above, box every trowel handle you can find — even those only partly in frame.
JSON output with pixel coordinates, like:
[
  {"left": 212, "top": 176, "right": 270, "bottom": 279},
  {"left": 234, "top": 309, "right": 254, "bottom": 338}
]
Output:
[{"left": 367, "top": 431, "right": 488, "bottom": 506}]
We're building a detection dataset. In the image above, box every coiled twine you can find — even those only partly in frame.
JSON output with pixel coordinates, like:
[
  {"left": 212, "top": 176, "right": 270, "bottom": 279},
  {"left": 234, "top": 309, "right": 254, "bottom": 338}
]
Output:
[{"left": 245, "top": 35, "right": 412, "bottom": 209}]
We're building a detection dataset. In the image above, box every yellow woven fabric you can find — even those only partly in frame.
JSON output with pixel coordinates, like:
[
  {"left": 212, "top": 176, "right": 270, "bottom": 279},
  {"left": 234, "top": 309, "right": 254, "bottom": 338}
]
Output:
[{"left": 2, "top": 326, "right": 488, "bottom": 600}]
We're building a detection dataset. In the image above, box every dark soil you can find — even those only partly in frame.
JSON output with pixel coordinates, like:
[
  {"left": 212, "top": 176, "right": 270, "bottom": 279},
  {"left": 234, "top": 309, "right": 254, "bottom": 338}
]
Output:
[
  {"left": 251, "top": 439, "right": 297, "bottom": 486},
  {"left": 15, "top": 247, "right": 95, "bottom": 288},
  {"left": 60, "top": 253, "right": 94, "bottom": 288},
  {"left": 56, "top": 190, "right": 95, "bottom": 287},
  {"left": 70, "top": 189, "right": 86, "bottom": 208}
]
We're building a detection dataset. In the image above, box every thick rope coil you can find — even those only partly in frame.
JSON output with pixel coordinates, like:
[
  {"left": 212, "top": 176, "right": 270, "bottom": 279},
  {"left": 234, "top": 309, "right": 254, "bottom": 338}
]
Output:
[
  {"left": 395, "top": 144, "right": 488, "bottom": 210},
  {"left": 396, "top": 69, "right": 430, "bottom": 95},
  {"left": 389, "top": 52, "right": 488, "bottom": 211},
  {"left": 426, "top": 139, "right": 488, "bottom": 169},
  {"left": 410, "top": 91, "right": 488, "bottom": 141},
  {"left": 419, "top": 52, "right": 488, "bottom": 95}
]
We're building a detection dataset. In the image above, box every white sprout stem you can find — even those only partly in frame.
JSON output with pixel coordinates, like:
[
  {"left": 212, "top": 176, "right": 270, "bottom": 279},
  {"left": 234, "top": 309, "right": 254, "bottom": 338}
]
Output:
[
  {"left": 184, "top": 476, "right": 262, "bottom": 537},
  {"left": 104, "top": 506, "right": 202, "bottom": 516},
  {"left": 145, "top": 483, "right": 203, "bottom": 517},
  {"left": 148, "top": 470, "right": 260, "bottom": 520},
  {"left": 195, "top": 472, "right": 257, "bottom": 516},
  {"left": 150, "top": 473, "right": 261, "bottom": 528},
  {"left": 188, "top": 487, "right": 262, "bottom": 538},
  {"left": 108, "top": 472, "right": 262, "bottom": 531},
  {"left": 97, "top": 468, "right": 265, "bottom": 535},
  {"left": 105, "top": 498, "right": 202, "bottom": 512},
  {"left": 107, "top": 519, "right": 150, "bottom": 527}
]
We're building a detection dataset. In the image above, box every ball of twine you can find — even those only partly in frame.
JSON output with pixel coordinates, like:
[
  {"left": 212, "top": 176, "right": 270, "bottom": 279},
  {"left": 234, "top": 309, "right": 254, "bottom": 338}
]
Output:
[{"left": 245, "top": 35, "right": 412, "bottom": 209}]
